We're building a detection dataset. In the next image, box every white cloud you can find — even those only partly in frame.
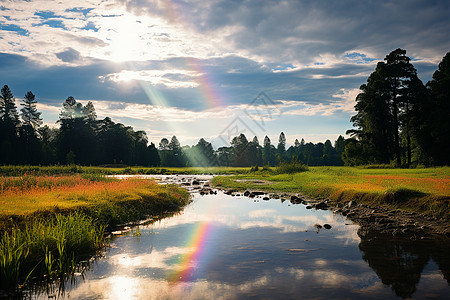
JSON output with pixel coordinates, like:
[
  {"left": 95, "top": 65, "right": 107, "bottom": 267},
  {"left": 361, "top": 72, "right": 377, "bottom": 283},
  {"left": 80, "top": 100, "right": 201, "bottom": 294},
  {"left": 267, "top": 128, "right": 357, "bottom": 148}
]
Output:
[{"left": 100, "top": 69, "right": 200, "bottom": 88}]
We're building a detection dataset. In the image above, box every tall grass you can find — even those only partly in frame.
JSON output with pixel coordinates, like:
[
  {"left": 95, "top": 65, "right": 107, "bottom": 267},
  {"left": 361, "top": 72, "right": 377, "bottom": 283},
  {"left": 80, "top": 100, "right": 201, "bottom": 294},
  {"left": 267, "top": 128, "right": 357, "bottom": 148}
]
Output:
[{"left": 0, "top": 213, "right": 105, "bottom": 290}]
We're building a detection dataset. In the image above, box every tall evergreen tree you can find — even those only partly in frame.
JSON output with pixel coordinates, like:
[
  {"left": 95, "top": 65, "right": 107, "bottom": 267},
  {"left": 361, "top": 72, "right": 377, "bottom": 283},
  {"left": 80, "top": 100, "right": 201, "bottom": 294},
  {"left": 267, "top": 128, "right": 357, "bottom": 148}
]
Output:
[
  {"left": 277, "top": 132, "right": 286, "bottom": 162},
  {"left": 20, "top": 91, "right": 42, "bottom": 129},
  {"left": 231, "top": 133, "right": 249, "bottom": 166},
  {"left": 0, "top": 85, "right": 20, "bottom": 163}
]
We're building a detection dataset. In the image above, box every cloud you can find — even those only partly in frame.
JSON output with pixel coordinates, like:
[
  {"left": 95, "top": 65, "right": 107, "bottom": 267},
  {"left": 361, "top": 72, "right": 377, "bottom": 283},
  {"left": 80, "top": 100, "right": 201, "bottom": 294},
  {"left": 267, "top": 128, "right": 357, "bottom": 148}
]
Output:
[
  {"left": 1, "top": 0, "right": 448, "bottom": 145},
  {"left": 56, "top": 47, "right": 81, "bottom": 63}
]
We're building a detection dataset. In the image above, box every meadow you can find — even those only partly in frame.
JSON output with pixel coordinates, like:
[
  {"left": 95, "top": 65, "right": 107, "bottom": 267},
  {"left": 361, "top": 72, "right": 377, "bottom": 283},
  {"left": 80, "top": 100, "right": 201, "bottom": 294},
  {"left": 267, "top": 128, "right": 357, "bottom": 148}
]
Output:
[
  {"left": 0, "top": 173, "right": 189, "bottom": 293},
  {"left": 212, "top": 166, "right": 450, "bottom": 219}
]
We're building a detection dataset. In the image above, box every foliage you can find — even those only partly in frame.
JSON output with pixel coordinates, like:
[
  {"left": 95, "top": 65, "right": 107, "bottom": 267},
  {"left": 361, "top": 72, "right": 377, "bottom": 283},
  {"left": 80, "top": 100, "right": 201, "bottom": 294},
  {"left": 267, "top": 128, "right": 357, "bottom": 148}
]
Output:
[
  {"left": 275, "top": 161, "right": 308, "bottom": 174},
  {"left": 347, "top": 49, "right": 449, "bottom": 167}
]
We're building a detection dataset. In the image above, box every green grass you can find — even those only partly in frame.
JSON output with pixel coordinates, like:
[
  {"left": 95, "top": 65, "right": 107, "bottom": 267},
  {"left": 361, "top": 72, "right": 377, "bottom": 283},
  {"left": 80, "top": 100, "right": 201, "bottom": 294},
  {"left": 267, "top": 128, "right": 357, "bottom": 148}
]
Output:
[
  {"left": 0, "top": 213, "right": 105, "bottom": 290},
  {"left": 212, "top": 166, "right": 450, "bottom": 219}
]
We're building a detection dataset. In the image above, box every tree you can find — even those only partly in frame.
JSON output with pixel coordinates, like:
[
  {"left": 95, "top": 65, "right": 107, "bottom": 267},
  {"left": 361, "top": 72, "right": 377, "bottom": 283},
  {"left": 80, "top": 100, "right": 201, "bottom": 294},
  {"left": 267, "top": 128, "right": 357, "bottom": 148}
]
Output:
[
  {"left": 189, "top": 138, "right": 216, "bottom": 167},
  {"left": 216, "top": 146, "right": 233, "bottom": 166},
  {"left": 0, "top": 85, "right": 20, "bottom": 163},
  {"left": 147, "top": 142, "right": 160, "bottom": 166},
  {"left": 158, "top": 138, "right": 170, "bottom": 166},
  {"left": 231, "top": 133, "right": 249, "bottom": 166},
  {"left": 384, "top": 49, "right": 423, "bottom": 165},
  {"left": 277, "top": 132, "right": 286, "bottom": 162},
  {"left": 57, "top": 96, "right": 97, "bottom": 164},
  {"left": 20, "top": 91, "right": 42, "bottom": 130},
  {"left": 422, "top": 51, "right": 450, "bottom": 165},
  {"left": 347, "top": 49, "right": 425, "bottom": 166}
]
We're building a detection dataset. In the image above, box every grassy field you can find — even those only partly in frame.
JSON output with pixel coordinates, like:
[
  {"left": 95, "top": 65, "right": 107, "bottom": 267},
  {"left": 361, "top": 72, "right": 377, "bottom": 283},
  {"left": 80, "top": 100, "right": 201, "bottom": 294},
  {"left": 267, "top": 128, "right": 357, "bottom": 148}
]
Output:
[
  {"left": 0, "top": 173, "right": 190, "bottom": 292},
  {"left": 212, "top": 166, "right": 450, "bottom": 219}
]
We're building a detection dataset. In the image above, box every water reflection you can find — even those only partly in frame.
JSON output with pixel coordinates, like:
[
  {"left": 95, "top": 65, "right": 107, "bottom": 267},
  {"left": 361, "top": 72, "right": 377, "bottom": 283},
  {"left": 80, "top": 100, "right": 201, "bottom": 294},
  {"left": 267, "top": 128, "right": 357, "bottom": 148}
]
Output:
[
  {"left": 358, "top": 228, "right": 450, "bottom": 299},
  {"left": 31, "top": 191, "right": 450, "bottom": 299}
]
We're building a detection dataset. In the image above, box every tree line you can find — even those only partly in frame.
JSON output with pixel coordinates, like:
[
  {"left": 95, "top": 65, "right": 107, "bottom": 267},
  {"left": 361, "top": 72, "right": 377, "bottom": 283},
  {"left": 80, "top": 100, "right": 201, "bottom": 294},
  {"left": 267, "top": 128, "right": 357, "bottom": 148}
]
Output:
[
  {"left": 1, "top": 49, "right": 448, "bottom": 167},
  {"left": 157, "top": 132, "right": 346, "bottom": 167},
  {"left": 0, "top": 86, "right": 345, "bottom": 167},
  {"left": 0, "top": 91, "right": 160, "bottom": 166}
]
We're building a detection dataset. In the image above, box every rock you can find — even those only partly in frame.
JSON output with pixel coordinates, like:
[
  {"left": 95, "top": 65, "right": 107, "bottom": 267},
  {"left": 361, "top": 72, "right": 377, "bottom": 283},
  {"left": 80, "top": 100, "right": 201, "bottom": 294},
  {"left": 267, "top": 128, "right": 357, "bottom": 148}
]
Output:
[
  {"left": 192, "top": 180, "right": 200, "bottom": 185},
  {"left": 323, "top": 224, "right": 332, "bottom": 230},
  {"left": 314, "top": 224, "right": 322, "bottom": 230},
  {"left": 315, "top": 201, "right": 328, "bottom": 210},
  {"left": 224, "top": 189, "right": 236, "bottom": 195},
  {"left": 305, "top": 206, "right": 313, "bottom": 209},
  {"left": 263, "top": 197, "right": 270, "bottom": 200},
  {"left": 244, "top": 190, "right": 251, "bottom": 197},
  {"left": 249, "top": 193, "right": 256, "bottom": 198},
  {"left": 347, "top": 201, "right": 357, "bottom": 208},
  {"left": 252, "top": 191, "right": 265, "bottom": 195}
]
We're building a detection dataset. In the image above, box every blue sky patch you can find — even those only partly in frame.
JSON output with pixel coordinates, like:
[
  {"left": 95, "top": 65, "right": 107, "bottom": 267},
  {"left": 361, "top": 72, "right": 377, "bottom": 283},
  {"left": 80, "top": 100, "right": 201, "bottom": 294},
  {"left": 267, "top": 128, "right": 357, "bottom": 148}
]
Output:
[
  {"left": 0, "top": 23, "right": 29, "bottom": 36},
  {"left": 344, "top": 52, "right": 376, "bottom": 63},
  {"left": 34, "top": 19, "right": 67, "bottom": 30},
  {"left": 66, "top": 7, "right": 93, "bottom": 17},
  {"left": 34, "top": 11, "right": 62, "bottom": 19},
  {"left": 273, "top": 64, "right": 295, "bottom": 71},
  {"left": 82, "top": 21, "right": 98, "bottom": 32}
]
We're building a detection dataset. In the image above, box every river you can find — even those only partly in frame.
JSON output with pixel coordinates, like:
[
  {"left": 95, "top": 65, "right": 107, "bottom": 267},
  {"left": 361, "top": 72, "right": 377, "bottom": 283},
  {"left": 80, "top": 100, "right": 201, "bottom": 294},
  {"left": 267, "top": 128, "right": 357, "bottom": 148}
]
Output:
[{"left": 32, "top": 175, "right": 450, "bottom": 299}]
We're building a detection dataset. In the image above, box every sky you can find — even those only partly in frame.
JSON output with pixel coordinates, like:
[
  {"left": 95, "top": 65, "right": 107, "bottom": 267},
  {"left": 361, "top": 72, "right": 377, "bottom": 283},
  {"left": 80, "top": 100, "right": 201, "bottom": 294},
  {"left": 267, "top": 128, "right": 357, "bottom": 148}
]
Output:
[{"left": 0, "top": 0, "right": 449, "bottom": 148}]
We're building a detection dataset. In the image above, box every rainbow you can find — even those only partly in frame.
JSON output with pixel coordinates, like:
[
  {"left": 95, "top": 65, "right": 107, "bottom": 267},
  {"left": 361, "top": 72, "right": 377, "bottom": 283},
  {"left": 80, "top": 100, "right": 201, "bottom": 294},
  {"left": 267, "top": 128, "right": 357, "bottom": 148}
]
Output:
[
  {"left": 185, "top": 56, "right": 225, "bottom": 109},
  {"left": 168, "top": 221, "right": 214, "bottom": 283}
]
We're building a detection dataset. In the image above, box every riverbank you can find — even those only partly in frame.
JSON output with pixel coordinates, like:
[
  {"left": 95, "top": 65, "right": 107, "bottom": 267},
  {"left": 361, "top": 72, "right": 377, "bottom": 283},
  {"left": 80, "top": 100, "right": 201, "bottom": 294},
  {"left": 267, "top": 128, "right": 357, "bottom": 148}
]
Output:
[
  {"left": 0, "top": 174, "right": 190, "bottom": 293},
  {"left": 211, "top": 166, "right": 450, "bottom": 238}
]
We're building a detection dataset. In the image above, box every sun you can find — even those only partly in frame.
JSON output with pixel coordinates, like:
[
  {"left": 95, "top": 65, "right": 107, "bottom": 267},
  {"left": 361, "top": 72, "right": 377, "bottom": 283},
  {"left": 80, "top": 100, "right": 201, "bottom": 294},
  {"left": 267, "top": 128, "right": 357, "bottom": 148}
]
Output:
[{"left": 95, "top": 13, "right": 166, "bottom": 63}]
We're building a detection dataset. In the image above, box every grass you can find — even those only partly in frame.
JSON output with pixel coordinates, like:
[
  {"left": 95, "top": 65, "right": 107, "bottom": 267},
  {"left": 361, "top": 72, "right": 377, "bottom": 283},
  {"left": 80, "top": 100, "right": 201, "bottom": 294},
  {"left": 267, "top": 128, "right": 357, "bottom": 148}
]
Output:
[
  {"left": 212, "top": 166, "right": 450, "bottom": 219},
  {"left": 0, "top": 173, "right": 190, "bottom": 293},
  {"left": 0, "top": 214, "right": 104, "bottom": 290},
  {"left": 0, "top": 165, "right": 250, "bottom": 176}
]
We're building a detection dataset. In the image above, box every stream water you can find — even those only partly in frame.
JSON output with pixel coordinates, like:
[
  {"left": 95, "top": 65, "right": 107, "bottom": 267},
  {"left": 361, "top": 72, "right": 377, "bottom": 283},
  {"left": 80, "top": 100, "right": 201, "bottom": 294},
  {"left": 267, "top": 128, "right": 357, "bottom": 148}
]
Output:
[{"left": 32, "top": 175, "right": 450, "bottom": 299}]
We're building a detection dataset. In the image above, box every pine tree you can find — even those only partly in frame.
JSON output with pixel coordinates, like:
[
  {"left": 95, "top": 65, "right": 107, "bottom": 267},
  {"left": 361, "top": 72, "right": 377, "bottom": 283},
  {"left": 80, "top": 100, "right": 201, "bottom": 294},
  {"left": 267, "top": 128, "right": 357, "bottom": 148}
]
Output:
[
  {"left": 277, "top": 132, "right": 286, "bottom": 162},
  {"left": 20, "top": 91, "right": 42, "bottom": 129}
]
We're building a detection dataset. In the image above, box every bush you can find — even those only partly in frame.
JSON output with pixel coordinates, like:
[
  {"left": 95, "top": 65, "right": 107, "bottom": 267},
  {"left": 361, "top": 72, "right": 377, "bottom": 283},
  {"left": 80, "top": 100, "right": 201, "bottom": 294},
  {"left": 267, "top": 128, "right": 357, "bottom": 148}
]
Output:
[{"left": 275, "top": 162, "right": 308, "bottom": 174}]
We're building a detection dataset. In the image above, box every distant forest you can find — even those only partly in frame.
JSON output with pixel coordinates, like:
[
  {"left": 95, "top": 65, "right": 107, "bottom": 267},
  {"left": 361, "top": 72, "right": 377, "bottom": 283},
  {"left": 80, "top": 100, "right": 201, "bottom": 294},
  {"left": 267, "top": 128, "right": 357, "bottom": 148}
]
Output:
[{"left": 0, "top": 49, "right": 448, "bottom": 167}]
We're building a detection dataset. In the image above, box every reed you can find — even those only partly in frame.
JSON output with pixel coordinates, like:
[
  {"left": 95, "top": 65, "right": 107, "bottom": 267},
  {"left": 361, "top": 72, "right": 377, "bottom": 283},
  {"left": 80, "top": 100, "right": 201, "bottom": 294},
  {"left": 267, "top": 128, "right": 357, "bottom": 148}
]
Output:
[{"left": 0, "top": 213, "right": 105, "bottom": 290}]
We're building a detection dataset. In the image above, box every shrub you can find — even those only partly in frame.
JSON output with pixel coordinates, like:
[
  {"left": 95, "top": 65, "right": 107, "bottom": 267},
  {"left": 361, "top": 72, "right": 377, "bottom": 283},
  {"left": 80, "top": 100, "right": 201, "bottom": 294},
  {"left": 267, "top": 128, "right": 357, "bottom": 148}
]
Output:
[{"left": 275, "top": 161, "right": 308, "bottom": 174}]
